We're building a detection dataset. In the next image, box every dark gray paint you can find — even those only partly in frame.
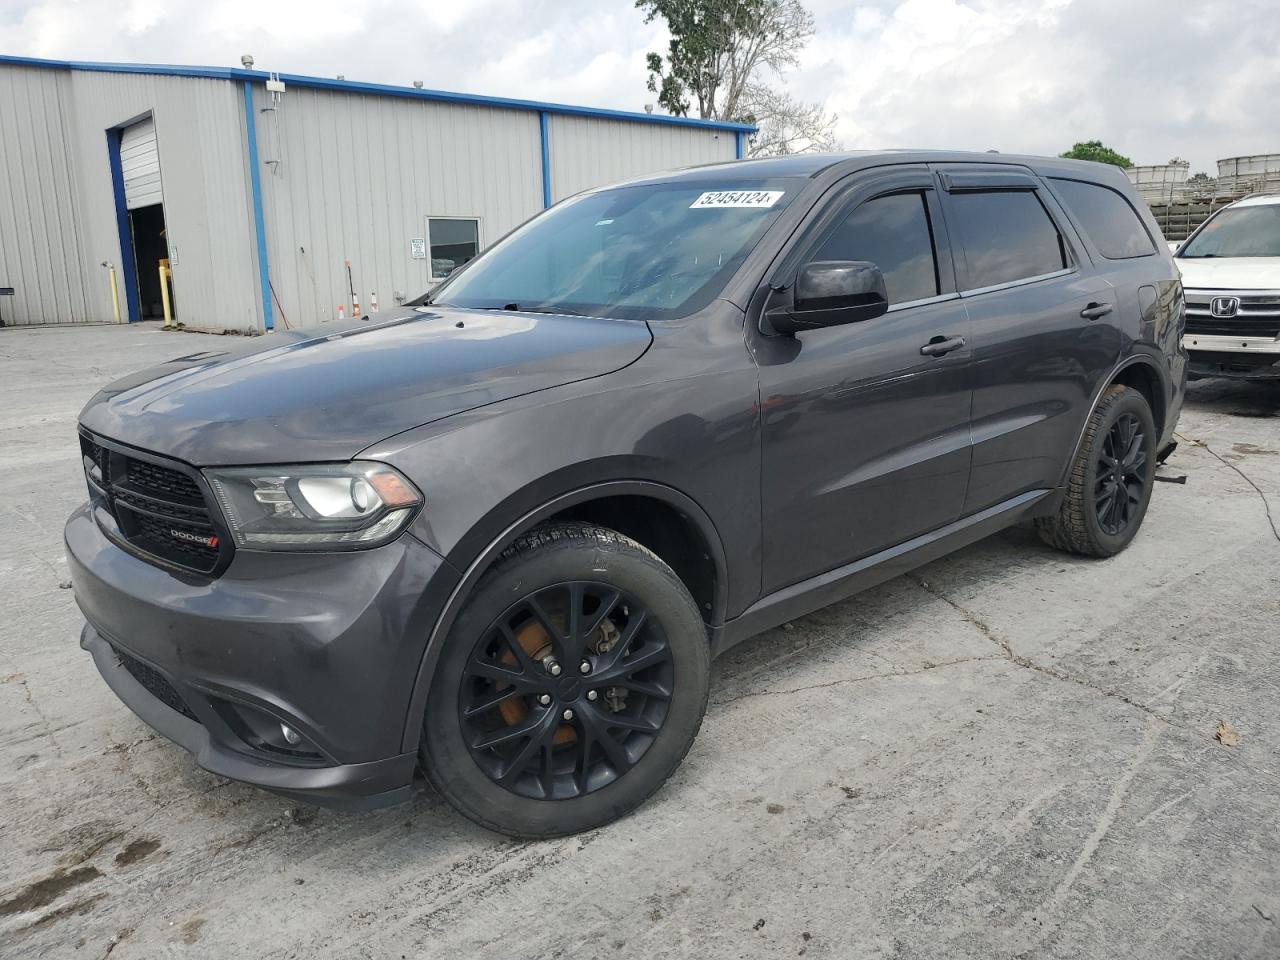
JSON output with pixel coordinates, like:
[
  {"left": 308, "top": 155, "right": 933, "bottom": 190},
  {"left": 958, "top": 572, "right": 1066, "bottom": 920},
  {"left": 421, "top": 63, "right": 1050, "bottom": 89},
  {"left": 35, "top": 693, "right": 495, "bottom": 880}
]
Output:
[{"left": 67, "top": 150, "right": 1187, "bottom": 807}]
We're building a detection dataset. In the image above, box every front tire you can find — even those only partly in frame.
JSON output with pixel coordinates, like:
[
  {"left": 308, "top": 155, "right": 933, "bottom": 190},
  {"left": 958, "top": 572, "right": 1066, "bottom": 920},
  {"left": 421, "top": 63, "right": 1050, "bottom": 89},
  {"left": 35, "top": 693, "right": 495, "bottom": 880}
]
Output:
[
  {"left": 420, "top": 523, "right": 711, "bottom": 838},
  {"left": 1037, "top": 384, "right": 1157, "bottom": 557}
]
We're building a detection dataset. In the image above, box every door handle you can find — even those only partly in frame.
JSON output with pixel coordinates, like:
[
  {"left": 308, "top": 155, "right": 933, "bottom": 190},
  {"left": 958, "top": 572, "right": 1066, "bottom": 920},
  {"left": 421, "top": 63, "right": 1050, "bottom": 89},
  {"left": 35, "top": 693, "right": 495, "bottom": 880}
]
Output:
[
  {"left": 920, "top": 335, "right": 966, "bottom": 357},
  {"left": 1080, "top": 302, "right": 1113, "bottom": 320}
]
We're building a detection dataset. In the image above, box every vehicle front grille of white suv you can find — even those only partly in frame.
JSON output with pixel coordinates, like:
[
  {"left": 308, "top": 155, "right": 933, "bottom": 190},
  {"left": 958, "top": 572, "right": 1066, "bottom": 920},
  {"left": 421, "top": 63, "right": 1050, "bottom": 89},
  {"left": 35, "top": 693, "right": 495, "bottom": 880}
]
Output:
[{"left": 1174, "top": 193, "right": 1280, "bottom": 379}]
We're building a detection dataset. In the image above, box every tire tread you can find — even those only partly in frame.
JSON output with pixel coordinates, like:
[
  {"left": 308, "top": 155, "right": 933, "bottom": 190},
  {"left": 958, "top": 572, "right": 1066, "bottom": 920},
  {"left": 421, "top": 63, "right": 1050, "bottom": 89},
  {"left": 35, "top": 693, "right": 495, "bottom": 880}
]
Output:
[{"left": 1036, "top": 384, "right": 1140, "bottom": 556}]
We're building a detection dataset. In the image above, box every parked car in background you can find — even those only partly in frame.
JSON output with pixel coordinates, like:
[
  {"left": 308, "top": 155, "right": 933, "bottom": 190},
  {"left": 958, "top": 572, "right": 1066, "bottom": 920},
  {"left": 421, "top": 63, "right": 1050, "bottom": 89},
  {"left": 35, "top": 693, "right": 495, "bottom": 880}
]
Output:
[
  {"left": 67, "top": 152, "right": 1184, "bottom": 838},
  {"left": 1173, "top": 193, "right": 1280, "bottom": 379}
]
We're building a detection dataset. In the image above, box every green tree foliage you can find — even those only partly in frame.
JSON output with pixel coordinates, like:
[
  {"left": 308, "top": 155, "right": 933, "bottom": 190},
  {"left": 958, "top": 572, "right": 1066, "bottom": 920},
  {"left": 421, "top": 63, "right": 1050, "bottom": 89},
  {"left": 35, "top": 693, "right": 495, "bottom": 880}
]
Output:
[
  {"left": 636, "top": 0, "right": 838, "bottom": 156},
  {"left": 1060, "top": 141, "right": 1134, "bottom": 168}
]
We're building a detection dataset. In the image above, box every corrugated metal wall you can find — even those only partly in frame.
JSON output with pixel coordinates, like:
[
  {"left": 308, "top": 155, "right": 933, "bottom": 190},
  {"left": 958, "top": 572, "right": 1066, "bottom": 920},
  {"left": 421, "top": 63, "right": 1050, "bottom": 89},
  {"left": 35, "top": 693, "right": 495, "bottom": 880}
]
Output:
[
  {"left": 1, "top": 59, "right": 745, "bottom": 331},
  {"left": 255, "top": 85, "right": 543, "bottom": 327},
  {"left": 547, "top": 115, "right": 737, "bottom": 202},
  {"left": 0, "top": 65, "right": 92, "bottom": 325},
  {"left": 0, "top": 64, "right": 260, "bottom": 329},
  {"left": 64, "top": 71, "right": 261, "bottom": 330}
]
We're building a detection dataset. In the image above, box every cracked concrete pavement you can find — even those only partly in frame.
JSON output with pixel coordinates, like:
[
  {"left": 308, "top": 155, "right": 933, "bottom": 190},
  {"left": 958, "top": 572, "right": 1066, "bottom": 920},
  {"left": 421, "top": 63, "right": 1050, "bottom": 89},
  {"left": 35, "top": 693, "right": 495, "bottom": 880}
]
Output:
[{"left": 1, "top": 323, "right": 1278, "bottom": 959}]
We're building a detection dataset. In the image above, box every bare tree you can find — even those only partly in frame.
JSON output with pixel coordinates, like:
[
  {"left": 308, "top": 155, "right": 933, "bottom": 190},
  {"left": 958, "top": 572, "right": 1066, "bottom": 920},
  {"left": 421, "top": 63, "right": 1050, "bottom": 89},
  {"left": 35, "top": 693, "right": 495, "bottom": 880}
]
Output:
[
  {"left": 637, "top": 0, "right": 839, "bottom": 157},
  {"left": 739, "top": 83, "right": 840, "bottom": 157}
]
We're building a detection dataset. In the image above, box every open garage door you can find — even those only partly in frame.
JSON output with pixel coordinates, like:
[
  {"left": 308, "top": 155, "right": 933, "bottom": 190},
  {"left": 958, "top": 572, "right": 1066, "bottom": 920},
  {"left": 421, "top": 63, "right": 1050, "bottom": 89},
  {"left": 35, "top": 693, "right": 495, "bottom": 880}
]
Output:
[
  {"left": 118, "top": 117, "right": 172, "bottom": 320},
  {"left": 121, "top": 118, "right": 162, "bottom": 209}
]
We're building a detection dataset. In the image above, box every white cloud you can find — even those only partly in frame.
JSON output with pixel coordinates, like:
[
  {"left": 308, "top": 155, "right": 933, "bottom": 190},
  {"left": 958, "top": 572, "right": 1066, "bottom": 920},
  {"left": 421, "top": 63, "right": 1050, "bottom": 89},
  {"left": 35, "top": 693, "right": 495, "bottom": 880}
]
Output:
[
  {"left": 801, "top": 0, "right": 1279, "bottom": 171},
  {"left": 1, "top": 0, "right": 1276, "bottom": 171}
]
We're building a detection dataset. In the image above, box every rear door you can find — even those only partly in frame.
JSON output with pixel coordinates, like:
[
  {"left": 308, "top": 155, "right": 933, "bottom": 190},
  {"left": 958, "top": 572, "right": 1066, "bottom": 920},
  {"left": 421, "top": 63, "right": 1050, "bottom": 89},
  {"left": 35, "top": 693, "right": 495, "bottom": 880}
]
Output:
[
  {"left": 753, "top": 166, "right": 973, "bottom": 594},
  {"left": 932, "top": 165, "right": 1120, "bottom": 514}
]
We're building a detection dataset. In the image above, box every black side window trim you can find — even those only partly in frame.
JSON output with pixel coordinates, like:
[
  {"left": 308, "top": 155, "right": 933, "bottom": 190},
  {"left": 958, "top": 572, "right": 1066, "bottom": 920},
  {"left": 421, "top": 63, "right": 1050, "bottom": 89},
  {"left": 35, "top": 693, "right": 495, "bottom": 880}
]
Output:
[{"left": 1045, "top": 176, "right": 1159, "bottom": 261}]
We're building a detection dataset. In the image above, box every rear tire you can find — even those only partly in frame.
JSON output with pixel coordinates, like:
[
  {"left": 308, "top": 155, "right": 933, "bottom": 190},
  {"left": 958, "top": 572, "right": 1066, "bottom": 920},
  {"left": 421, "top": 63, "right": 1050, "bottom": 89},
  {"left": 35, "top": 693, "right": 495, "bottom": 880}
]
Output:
[
  {"left": 1037, "top": 384, "right": 1157, "bottom": 557},
  {"left": 419, "top": 522, "right": 710, "bottom": 838}
]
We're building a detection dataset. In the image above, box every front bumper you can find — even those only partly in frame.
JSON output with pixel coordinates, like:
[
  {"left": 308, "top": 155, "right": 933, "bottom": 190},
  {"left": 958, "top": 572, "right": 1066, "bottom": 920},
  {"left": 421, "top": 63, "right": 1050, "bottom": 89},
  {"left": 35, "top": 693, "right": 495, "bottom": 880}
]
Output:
[
  {"left": 66, "top": 502, "right": 457, "bottom": 808},
  {"left": 1186, "top": 347, "right": 1280, "bottom": 380}
]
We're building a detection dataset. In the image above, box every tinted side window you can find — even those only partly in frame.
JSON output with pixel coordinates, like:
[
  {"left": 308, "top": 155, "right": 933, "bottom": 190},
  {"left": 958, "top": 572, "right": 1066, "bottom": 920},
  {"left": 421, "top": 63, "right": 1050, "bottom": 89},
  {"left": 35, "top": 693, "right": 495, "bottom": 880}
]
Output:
[
  {"left": 949, "top": 191, "right": 1068, "bottom": 289},
  {"left": 1051, "top": 179, "right": 1155, "bottom": 259},
  {"left": 814, "top": 192, "right": 939, "bottom": 304}
]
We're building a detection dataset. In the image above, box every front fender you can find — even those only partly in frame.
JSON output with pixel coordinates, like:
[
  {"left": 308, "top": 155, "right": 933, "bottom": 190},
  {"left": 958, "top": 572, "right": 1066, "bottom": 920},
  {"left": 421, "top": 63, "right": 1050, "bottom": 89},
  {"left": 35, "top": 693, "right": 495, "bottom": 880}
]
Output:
[{"left": 390, "top": 477, "right": 730, "bottom": 755}]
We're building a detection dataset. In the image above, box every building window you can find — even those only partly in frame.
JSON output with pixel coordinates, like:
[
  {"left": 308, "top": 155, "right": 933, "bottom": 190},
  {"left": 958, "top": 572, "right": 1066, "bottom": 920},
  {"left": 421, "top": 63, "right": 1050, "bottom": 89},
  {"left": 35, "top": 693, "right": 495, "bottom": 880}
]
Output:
[{"left": 428, "top": 218, "right": 480, "bottom": 280}]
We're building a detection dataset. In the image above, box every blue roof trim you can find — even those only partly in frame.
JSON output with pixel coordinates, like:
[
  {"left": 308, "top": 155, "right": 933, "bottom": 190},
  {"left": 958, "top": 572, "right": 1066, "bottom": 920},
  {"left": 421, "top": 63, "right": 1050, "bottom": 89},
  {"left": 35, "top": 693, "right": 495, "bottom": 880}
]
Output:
[{"left": 0, "top": 54, "right": 756, "bottom": 133}]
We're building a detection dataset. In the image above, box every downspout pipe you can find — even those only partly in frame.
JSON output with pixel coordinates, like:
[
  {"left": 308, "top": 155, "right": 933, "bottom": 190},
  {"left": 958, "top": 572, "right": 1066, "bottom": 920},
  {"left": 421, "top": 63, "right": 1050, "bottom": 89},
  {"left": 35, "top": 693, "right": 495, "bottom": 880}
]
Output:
[
  {"left": 241, "top": 80, "right": 274, "bottom": 331},
  {"left": 539, "top": 110, "right": 552, "bottom": 208}
]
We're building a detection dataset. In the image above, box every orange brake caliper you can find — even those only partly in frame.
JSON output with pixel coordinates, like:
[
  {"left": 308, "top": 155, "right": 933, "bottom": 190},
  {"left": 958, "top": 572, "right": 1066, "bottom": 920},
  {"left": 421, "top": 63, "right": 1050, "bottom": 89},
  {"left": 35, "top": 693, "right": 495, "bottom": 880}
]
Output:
[{"left": 498, "top": 620, "right": 577, "bottom": 745}]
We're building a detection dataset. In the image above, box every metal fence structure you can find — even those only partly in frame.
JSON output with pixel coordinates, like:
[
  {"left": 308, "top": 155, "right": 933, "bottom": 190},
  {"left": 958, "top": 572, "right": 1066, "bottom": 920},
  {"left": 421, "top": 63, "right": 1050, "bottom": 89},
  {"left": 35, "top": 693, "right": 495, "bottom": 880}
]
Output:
[{"left": 1130, "top": 153, "right": 1280, "bottom": 241}]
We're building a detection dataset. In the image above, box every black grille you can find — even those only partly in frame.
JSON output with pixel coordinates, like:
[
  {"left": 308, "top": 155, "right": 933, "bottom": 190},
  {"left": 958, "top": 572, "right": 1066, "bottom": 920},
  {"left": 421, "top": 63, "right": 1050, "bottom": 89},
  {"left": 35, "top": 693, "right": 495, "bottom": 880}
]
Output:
[
  {"left": 112, "top": 644, "right": 201, "bottom": 723},
  {"left": 127, "top": 458, "right": 203, "bottom": 502},
  {"left": 80, "top": 432, "right": 229, "bottom": 575},
  {"left": 1185, "top": 292, "right": 1280, "bottom": 338}
]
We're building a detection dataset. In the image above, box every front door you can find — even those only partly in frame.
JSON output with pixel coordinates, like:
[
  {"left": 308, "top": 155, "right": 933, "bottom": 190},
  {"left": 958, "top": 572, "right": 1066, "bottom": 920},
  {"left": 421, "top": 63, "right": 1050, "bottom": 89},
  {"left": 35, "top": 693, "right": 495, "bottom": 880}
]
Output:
[{"left": 752, "top": 168, "right": 974, "bottom": 594}]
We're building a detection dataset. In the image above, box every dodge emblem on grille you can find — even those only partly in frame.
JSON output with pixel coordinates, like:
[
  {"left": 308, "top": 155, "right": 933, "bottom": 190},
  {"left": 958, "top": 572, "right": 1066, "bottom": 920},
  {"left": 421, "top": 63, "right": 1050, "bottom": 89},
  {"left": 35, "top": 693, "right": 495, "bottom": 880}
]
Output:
[
  {"left": 170, "top": 529, "right": 218, "bottom": 548},
  {"left": 1210, "top": 296, "right": 1240, "bottom": 318}
]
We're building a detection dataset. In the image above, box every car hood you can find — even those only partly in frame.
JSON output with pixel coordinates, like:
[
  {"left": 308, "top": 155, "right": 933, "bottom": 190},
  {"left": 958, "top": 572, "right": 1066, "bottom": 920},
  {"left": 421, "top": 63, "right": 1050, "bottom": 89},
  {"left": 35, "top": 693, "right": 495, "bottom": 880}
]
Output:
[
  {"left": 1174, "top": 256, "right": 1280, "bottom": 290},
  {"left": 79, "top": 307, "right": 652, "bottom": 465}
]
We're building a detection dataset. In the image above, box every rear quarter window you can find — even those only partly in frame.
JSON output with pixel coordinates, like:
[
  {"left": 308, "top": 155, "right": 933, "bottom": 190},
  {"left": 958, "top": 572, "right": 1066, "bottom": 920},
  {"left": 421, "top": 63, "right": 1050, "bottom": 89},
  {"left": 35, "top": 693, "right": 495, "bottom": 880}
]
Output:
[{"left": 1050, "top": 178, "right": 1156, "bottom": 259}]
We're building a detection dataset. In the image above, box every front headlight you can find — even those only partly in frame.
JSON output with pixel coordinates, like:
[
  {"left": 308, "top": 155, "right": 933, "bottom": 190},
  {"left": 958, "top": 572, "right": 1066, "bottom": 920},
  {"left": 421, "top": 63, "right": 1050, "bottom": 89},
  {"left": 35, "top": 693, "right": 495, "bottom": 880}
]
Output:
[{"left": 205, "top": 462, "right": 421, "bottom": 551}]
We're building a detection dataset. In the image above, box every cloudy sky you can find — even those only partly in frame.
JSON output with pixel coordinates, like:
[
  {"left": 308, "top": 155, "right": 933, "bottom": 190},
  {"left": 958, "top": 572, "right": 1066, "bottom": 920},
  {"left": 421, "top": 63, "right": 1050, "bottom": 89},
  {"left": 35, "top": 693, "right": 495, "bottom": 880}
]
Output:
[{"left": 3, "top": 0, "right": 1278, "bottom": 172}]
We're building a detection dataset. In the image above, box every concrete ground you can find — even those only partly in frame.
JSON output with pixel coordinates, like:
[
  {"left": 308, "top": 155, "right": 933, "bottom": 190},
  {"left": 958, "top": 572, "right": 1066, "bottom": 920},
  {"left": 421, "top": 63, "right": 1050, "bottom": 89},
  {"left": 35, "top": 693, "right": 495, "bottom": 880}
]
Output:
[{"left": 1, "top": 322, "right": 1277, "bottom": 960}]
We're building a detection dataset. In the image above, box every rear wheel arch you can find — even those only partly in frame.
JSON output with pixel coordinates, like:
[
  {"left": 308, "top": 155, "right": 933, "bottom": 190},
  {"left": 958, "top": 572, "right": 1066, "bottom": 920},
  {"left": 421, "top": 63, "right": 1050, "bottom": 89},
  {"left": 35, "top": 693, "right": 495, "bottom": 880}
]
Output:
[
  {"left": 1110, "top": 356, "right": 1168, "bottom": 438},
  {"left": 1062, "top": 354, "right": 1168, "bottom": 488},
  {"left": 399, "top": 480, "right": 728, "bottom": 755}
]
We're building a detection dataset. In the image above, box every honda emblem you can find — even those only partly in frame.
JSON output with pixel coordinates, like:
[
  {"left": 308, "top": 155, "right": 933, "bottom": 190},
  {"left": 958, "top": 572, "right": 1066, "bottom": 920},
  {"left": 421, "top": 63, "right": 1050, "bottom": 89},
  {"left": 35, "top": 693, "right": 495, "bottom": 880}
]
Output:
[{"left": 1209, "top": 296, "right": 1240, "bottom": 318}]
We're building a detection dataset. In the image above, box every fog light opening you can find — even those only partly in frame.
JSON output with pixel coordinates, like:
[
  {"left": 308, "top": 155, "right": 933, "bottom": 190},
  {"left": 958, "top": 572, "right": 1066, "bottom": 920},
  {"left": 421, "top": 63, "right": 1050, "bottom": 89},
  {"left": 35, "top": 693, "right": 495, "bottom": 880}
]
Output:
[{"left": 210, "top": 698, "right": 326, "bottom": 762}]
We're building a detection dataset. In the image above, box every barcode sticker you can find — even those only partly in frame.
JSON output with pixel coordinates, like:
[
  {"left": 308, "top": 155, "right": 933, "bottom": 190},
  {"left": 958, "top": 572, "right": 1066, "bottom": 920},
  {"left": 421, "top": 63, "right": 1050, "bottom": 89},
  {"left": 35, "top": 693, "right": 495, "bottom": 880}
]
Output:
[{"left": 690, "top": 190, "right": 785, "bottom": 209}]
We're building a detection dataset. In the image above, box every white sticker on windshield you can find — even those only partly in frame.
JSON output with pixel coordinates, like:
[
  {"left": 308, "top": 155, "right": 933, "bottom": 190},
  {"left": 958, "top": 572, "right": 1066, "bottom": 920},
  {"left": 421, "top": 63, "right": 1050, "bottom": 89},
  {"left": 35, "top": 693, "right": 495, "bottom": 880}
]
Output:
[{"left": 690, "top": 190, "right": 785, "bottom": 209}]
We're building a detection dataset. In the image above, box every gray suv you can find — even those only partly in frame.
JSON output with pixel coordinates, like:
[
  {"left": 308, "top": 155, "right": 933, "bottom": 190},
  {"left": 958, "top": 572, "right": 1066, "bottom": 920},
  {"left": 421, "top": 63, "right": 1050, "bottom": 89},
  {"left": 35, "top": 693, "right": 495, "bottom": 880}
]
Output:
[{"left": 67, "top": 152, "right": 1186, "bottom": 837}]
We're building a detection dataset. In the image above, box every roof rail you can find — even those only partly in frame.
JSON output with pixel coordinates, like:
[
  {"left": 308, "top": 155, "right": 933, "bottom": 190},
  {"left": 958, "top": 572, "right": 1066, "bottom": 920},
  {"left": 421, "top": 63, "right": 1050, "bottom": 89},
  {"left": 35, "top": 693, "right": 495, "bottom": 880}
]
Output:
[{"left": 1239, "top": 191, "right": 1280, "bottom": 201}]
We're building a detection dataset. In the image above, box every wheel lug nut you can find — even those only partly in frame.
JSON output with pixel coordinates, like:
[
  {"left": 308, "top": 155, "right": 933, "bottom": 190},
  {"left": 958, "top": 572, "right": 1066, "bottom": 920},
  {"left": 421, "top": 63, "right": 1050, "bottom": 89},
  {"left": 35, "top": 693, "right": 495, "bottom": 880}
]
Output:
[
  {"left": 543, "top": 657, "right": 561, "bottom": 677},
  {"left": 579, "top": 660, "right": 591, "bottom": 674},
  {"left": 562, "top": 708, "right": 574, "bottom": 721},
  {"left": 538, "top": 694, "right": 551, "bottom": 706},
  {"left": 587, "top": 690, "right": 598, "bottom": 702}
]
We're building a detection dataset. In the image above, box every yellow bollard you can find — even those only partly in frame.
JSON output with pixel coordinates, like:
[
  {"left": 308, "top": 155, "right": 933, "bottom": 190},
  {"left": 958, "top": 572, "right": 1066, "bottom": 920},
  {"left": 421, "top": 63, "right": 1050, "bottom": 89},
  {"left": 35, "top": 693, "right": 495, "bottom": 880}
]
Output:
[
  {"left": 159, "top": 259, "right": 173, "bottom": 328},
  {"left": 107, "top": 264, "right": 122, "bottom": 324}
]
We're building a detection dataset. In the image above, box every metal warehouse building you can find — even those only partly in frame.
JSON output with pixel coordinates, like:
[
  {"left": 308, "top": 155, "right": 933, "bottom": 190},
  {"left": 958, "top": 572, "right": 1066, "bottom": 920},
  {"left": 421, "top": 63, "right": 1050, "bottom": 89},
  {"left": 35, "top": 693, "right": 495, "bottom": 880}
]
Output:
[{"left": 0, "top": 55, "right": 752, "bottom": 331}]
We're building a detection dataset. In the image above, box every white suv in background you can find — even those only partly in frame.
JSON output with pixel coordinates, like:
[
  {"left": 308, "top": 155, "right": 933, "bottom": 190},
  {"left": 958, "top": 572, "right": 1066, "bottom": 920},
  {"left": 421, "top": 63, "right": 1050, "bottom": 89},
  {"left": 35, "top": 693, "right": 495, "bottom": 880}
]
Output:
[{"left": 1173, "top": 193, "right": 1280, "bottom": 379}]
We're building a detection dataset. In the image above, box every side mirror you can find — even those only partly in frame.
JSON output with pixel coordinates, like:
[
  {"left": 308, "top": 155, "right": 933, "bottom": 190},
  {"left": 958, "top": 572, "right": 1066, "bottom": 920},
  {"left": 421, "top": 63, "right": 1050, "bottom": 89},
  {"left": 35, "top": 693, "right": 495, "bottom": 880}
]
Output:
[{"left": 765, "top": 260, "right": 889, "bottom": 335}]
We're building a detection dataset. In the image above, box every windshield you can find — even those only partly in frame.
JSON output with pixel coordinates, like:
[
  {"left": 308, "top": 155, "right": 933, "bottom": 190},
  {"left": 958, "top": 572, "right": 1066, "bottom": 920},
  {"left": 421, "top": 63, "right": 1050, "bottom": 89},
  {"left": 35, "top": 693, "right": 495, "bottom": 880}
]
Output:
[
  {"left": 428, "top": 178, "right": 802, "bottom": 321},
  {"left": 1180, "top": 204, "right": 1280, "bottom": 258}
]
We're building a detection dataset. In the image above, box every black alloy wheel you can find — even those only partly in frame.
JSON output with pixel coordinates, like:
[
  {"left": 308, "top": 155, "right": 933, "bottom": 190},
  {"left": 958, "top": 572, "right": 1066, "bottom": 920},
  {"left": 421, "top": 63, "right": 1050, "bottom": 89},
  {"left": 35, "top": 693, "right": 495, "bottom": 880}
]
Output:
[
  {"left": 459, "top": 581, "right": 674, "bottom": 800},
  {"left": 1093, "top": 412, "right": 1148, "bottom": 536},
  {"left": 420, "top": 523, "right": 710, "bottom": 838},
  {"left": 1036, "top": 384, "right": 1158, "bottom": 557}
]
